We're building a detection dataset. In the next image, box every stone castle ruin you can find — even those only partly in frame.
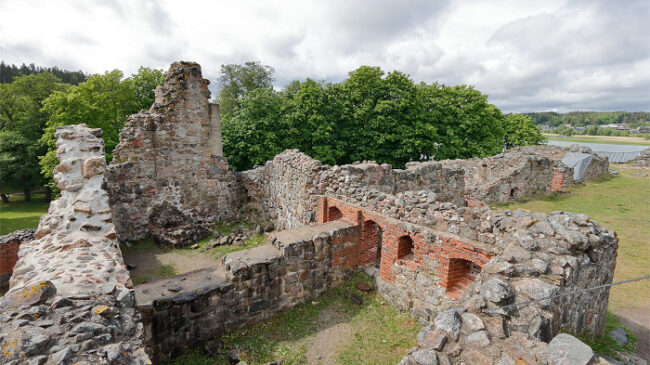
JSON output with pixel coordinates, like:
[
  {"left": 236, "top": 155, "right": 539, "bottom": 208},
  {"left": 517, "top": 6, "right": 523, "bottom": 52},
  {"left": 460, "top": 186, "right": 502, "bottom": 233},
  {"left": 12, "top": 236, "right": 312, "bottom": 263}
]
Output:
[{"left": 1, "top": 62, "right": 617, "bottom": 365}]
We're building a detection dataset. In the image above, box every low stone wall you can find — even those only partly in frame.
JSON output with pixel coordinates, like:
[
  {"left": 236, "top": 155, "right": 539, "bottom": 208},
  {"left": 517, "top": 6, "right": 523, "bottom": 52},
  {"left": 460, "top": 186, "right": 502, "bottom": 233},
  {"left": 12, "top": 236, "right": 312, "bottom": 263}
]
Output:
[
  {"left": 134, "top": 220, "right": 359, "bottom": 363},
  {"left": 0, "top": 228, "right": 34, "bottom": 291},
  {"left": 240, "top": 150, "right": 465, "bottom": 230},
  {"left": 440, "top": 145, "right": 609, "bottom": 204},
  {"left": 0, "top": 125, "right": 150, "bottom": 364},
  {"left": 632, "top": 148, "right": 650, "bottom": 168},
  {"left": 105, "top": 62, "right": 245, "bottom": 243}
]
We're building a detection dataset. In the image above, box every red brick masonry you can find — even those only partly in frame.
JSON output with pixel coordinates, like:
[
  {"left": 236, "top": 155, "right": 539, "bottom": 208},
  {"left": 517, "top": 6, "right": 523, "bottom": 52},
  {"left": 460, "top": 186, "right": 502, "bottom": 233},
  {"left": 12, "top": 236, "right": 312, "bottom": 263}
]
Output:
[
  {"left": 0, "top": 239, "right": 20, "bottom": 275},
  {"left": 549, "top": 170, "right": 566, "bottom": 192},
  {"left": 317, "top": 197, "right": 492, "bottom": 299}
]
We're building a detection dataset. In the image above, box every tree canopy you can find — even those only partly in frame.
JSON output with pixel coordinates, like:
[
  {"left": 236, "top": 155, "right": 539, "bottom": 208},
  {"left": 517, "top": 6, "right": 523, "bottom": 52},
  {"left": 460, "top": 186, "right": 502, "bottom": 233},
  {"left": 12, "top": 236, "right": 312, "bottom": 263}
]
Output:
[
  {"left": 0, "top": 61, "right": 87, "bottom": 85},
  {"left": 0, "top": 73, "right": 70, "bottom": 200},
  {"left": 39, "top": 67, "right": 164, "bottom": 189},
  {"left": 221, "top": 63, "right": 545, "bottom": 171},
  {"left": 217, "top": 61, "right": 275, "bottom": 119}
]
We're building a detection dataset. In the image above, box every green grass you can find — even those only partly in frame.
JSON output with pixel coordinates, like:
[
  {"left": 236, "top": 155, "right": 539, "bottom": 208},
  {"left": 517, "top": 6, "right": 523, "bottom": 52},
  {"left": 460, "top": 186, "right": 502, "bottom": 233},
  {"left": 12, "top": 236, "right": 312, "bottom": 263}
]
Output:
[
  {"left": 545, "top": 135, "right": 650, "bottom": 146},
  {"left": 494, "top": 167, "right": 649, "bottom": 312},
  {"left": 0, "top": 193, "right": 49, "bottom": 235},
  {"left": 169, "top": 273, "right": 420, "bottom": 365},
  {"left": 572, "top": 312, "right": 638, "bottom": 357}
]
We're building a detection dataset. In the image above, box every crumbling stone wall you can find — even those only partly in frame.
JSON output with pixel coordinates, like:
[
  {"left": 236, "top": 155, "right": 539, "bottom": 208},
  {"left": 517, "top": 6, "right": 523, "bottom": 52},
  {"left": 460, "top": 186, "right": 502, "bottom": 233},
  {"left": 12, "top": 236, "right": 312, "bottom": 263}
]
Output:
[
  {"left": 0, "top": 228, "right": 34, "bottom": 291},
  {"left": 240, "top": 149, "right": 465, "bottom": 230},
  {"left": 0, "top": 125, "right": 150, "bottom": 365},
  {"left": 440, "top": 145, "right": 608, "bottom": 205},
  {"left": 632, "top": 148, "right": 650, "bottom": 168},
  {"left": 323, "top": 191, "right": 617, "bottom": 335},
  {"left": 105, "top": 62, "right": 244, "bottom": 243},
  {"left": 318, "top": 196, "right": 617, "bottom": 364},
  {"left": 135, "top": 220, "right": 359, "bottom": 363},
  {"left": 526, "top": 144, "right": 609, "bottom": 181}
]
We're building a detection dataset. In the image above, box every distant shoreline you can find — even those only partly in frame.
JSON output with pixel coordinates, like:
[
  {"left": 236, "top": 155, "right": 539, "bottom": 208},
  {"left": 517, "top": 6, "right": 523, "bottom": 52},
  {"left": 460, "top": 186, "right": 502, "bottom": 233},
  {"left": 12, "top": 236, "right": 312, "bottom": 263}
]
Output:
[{"left": 543, "top": 134, "right": 650, "bottom": 146}]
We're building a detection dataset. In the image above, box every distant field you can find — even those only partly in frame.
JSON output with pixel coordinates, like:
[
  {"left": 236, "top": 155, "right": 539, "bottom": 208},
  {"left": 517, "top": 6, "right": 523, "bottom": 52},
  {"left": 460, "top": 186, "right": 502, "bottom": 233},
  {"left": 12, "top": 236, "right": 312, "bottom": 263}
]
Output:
[
  {"left": 544, "top": 133, "right": 650, "bottom": 146},
  {"left": 0, "top": 194, "right": 49, "bottom": 235}
]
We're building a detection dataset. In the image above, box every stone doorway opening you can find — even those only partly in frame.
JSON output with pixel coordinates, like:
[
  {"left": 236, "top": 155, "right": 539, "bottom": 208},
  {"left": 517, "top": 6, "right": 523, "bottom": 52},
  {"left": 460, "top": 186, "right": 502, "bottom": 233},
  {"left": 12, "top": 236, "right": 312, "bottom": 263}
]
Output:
[
  {"left": 397, "top": 235, "right": 414, "bottom": 261},
  {"left": 362, "top": 220, "right": 382, "bottom": 267}
]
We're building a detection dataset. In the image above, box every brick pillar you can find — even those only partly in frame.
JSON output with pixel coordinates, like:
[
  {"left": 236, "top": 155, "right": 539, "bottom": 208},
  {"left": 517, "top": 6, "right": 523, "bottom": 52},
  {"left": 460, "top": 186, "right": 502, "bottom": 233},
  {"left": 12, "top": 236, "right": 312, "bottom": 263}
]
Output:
[
  {"left": 317, "top": 197, "right": 328, "bottom": 224},
  {"left": 549, "top": 170, "right": 565, "bottom": 192}
]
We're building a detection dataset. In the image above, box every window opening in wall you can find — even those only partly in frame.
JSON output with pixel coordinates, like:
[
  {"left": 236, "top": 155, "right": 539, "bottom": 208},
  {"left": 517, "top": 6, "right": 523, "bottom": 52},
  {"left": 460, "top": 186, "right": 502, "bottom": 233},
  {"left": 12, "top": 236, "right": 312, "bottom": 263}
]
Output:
[
  {"left": 445, "top": 258, "right": 481, "bottom": 299},
  {"left": 327, "top": 206, "right": 343, "bottom": 221},
  {"left": 397, "top": 235, "right": 414, "bottom": 261}
]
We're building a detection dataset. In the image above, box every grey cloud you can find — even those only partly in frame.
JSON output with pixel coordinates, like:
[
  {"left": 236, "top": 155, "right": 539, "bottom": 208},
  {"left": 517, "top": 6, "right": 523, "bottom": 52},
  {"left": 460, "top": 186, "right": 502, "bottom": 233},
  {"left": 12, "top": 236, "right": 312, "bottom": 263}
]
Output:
[{"left": 318, "top": 0, "right": 451, "bottom": 53}]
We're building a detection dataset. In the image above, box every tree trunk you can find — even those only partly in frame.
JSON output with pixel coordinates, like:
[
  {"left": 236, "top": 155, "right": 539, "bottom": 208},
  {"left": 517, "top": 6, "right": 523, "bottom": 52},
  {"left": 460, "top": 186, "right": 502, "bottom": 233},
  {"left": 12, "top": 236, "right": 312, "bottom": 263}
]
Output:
[
  {"left": 44, "top": 187, "right": 52, "bottom": 202},
  {"left": 0, "top": 193, "right": 8, "bottom": 203},
  {"left": 23, "top": 187, "right": 31, "bottom": 202}
]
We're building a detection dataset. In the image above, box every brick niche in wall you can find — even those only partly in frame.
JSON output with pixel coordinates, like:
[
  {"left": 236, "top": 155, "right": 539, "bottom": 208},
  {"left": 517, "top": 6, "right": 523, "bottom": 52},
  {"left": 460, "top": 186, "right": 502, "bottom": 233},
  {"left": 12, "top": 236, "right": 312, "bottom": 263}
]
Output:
[{"left": 317, "top": 196, "right": 492, "bottom": 299}]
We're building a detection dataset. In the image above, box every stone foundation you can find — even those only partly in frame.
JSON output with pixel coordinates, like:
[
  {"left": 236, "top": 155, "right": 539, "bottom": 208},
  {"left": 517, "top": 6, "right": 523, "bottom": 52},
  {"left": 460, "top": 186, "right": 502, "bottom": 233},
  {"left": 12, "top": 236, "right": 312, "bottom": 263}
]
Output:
[
  {"left": 240, "top": 150, "right": 466, "bottom": 230},
  {"left": 134, "top": 220, "right": 358, "bottom": 363}
]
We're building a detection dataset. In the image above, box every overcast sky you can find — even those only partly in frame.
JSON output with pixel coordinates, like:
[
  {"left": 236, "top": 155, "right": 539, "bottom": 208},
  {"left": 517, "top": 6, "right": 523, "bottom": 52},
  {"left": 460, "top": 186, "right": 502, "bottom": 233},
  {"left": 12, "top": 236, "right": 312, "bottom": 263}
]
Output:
[{"left": 1, "top": 0, "right": 649, "bottom": 112}]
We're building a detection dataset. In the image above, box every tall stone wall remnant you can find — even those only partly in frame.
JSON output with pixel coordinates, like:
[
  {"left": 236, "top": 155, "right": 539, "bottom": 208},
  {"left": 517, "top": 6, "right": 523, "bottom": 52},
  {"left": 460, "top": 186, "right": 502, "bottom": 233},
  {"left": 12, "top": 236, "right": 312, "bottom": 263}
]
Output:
[
  {"left": 0, "top": 124, "right": 150, "bottom": 364},
  {"left": 105, "top": 62, "right": 243, "bottom": 243}
]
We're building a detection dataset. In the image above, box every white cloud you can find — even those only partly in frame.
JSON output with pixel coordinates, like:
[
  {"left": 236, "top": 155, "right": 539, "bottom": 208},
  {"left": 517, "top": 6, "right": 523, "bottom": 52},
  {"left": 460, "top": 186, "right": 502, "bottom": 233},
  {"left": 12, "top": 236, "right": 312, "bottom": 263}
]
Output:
[{"left": 1, "top": 0, "right": 648, "bottom": 112}]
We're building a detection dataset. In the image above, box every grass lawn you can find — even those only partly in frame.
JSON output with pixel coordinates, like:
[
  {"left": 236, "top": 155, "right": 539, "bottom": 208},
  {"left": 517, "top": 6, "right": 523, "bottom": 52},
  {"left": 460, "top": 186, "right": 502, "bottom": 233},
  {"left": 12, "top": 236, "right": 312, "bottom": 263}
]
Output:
[
  {"left": 0, "top": 193, "right": 49, "bottom": 235},
  {"left": 169, "top": 272, "right": 420, "bottom": 365},
  {"left": 544, "top": 134, "right": 650, "bottom": 146},
  {"left": 495, "top": 166, "right": 649, "bottom": 312}
]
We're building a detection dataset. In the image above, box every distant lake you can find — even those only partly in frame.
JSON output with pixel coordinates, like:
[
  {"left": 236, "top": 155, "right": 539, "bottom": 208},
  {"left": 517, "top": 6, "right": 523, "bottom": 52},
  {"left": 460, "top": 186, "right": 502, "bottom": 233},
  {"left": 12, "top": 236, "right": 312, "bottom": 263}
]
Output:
[{"left": 546, "top": 140, "right": 648, "bottom": 153}]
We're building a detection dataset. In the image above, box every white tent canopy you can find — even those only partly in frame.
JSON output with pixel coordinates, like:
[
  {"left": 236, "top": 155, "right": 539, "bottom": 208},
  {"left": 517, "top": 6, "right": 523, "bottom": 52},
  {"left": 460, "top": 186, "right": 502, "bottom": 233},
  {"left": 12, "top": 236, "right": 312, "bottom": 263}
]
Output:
[{"left": 562, "top": 152, "right": 594, "bottom": 181}]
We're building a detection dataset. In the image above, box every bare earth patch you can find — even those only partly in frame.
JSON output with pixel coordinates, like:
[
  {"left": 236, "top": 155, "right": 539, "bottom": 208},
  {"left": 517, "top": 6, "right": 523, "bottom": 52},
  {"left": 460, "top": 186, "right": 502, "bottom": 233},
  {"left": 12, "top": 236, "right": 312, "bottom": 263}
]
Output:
[
  {"left": 615, "top": 305, "right": 650, "bottom": 360},
  {"left": 305, "top": 304, "right": 352, "bottom": 364},
  {"left": 123, "top": 245, "right": 219, "bottom": 285}
]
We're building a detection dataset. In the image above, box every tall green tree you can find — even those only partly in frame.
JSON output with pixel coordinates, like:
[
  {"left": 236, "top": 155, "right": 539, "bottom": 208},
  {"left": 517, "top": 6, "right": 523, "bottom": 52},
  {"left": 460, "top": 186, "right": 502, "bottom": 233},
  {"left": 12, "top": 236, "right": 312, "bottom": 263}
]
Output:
[
  {"left": 221, "top": 63, "right": 546, "bottom": 171},
  {"left": 502, "top": 114, "right": 545, "bottom": 149},
  {"left": 217, "top": 61, "right": 275, "bottom": 120},
  {"left": 0, "top": 73, "right": 68, "bottom": 201},
  {"left": 39, "top": 67, "right": 164, "bottom": 189},
  {"left": 418, "top": 83, "right": 504, "bottom": 159},
  {"left": 222, "top": 88, "right": 288, "bottom": 169}
]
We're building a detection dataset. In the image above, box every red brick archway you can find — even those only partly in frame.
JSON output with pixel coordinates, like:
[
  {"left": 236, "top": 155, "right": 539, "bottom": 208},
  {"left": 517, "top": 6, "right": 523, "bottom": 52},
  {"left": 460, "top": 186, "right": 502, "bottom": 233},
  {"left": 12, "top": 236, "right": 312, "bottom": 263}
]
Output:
[
  {"left": 443, "top": 258, "right": 481, "bottom": 299},
  {"left": 317, "top": 197, "right": 492, "bottom": 299},
  {"left": 327, "top": 206, "right": 343, "bottom": 222},
  {"left": 361, "top": 220, "right": 382, "bottom": 266},
  {"left": 397, "top": 235, "right": 414, "bottom": 260}
]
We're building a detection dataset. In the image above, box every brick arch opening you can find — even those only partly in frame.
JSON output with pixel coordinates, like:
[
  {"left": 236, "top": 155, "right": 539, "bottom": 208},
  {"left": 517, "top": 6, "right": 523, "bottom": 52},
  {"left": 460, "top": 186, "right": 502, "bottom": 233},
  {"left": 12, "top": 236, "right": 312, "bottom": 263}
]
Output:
[
  {"left": 443, "top": 257, "right": 481, "bottom": 300},
  {"left": 397, "top": 235, "right": 414, "bottom": 260},
  {"left": 327, "top": 206, "right": 343, "bottom": 222},
  {"left": 361, "top": 220, "right": 382, "bottom": 267}
]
